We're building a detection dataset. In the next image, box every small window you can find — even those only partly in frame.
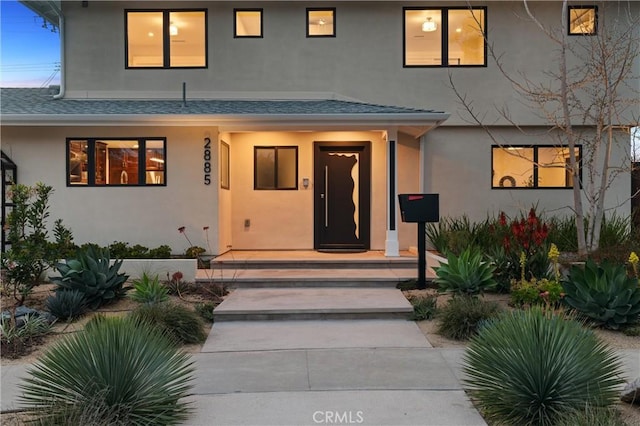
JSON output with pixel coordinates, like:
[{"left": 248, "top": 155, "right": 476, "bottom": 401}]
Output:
[
  {"left": 235, "top": 9, "right": 263, "bottom": 38},
  {"left": 492, "top": 146, "right": 581, "bottom": 189},
  {"left": 568, "top": 6, "right": 597, "bottom": 35},
  {"left": 307, "top": 8, "right": 335, "bottom": 37},
  {"left": 404, "top": 7, "right": 486, "bottom": 67},
  {"left": 67, "top": 138, "right": 166, "bottom": 186},
  {"left": 126, "top": 10, "right": 207, "bottom": 68},
  {"left": 254, "top": 146, "right": 298, "bottom": 190}
]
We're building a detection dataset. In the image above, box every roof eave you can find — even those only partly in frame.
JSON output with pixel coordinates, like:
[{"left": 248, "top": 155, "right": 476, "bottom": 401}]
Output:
[{"left": 0, "top": 112, "right": 450, "bottom": 137}]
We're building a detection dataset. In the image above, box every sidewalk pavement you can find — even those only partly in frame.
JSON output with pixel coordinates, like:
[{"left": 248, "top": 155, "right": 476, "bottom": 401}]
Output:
[{"left": 2, "top": 320, "right": 639, "bottom": 425}]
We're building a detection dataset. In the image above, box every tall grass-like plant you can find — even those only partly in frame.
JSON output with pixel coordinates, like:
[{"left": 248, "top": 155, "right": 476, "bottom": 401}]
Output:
[
  {"left": 433, "top": 247, "right": 497, "bottom": 296},
  {"left": 437, "top": 296, "right": 501, "bottom": 340},
  {"left": 19, "top": 315, "right": 194, "bottom": 425},
  {"left": 130, "top": 302, "right": 207, "bottom": 344},
  {"left": 463, "top": 308, "right": 624, "bottom": 426}
]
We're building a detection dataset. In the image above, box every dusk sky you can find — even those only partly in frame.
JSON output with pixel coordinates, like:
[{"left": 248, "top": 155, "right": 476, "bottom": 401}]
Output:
[{"left": 1, "top": 0, "right": 60, "bottom": 87}]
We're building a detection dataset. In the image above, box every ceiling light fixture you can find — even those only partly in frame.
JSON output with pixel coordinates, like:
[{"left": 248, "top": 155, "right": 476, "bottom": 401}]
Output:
[
  {"left": 422, "top": 17, "right": 437, "bottom": 32},
  {"left": 169, "top": 22, "right": 178, "bottom": 36}
]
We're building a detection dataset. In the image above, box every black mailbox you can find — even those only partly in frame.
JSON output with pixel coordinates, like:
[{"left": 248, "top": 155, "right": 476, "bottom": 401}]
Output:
[{"left": 398, "top": 194, "right": 439, "bottom": 223}]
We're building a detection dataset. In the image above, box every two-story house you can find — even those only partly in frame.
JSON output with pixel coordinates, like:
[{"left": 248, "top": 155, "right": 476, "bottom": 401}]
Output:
[{"left": 1, "top": 1, "right": 637, "bottom": 256}]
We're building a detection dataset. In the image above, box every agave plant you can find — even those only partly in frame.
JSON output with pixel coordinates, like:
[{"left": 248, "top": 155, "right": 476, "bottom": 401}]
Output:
[
  {"left": 19, "top": 315, "right": 194, "bottom": 425},
  {"left": 130, "top": 272, "right": 169, "bottom": 304},
  {"left": 433, "top": 246, "right": 497, "bottom": 296},
  {"left": 50, "top": 245, "right": 130, "bottom": 310},
  {"left": 562, "top": 259, "right": 640, "bottom": 329},
  {"left": 463, "top": 308, "right": 624, "bottom": 426}
]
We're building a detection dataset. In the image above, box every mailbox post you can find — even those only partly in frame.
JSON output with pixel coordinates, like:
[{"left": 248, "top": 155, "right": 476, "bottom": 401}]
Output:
[{"left": 398, "top": 194, "right": 439, "bottom": 289}]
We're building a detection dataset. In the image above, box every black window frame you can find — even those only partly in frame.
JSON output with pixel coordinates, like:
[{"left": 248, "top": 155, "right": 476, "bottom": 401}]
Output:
[
  {"left": 403, "top": 6, "right": 487, "bottom": 68},
  {"left": 124, "top": 9, "right": 208, "bottom": 69},
  {"left": 66, "top": 137, "right": 167, "bottom": 187},
  {"left": 306, "top": 8, "right": 336, "bottom": 38},
  {"left": 491, "top": 145, "right": 583, "bottom": 190},
  {"left": 254, "top": 146, "right": 298, "bottom": 190},
  {"left": 567, "top": 5, "right": 598, "bottom": 36},
  {"left": 234, "top": 8, "right": 264, "bottom": 38}
]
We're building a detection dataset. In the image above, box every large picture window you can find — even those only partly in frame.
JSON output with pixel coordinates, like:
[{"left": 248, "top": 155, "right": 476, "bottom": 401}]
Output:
[
  {"left": 67, "top": 138, "right": 166, "bottom": 186},
  {"left": 492, "top": 145, "right": 581, "bottom": 189},
  {"left": 404, "top": 7, "right": 486, "bottom": 67},
  {"left": 254, "top": 146, "right": 298, "bottom": 190},
  {"left": 126, "top": 10, "right": 207, "bottom": 68}
]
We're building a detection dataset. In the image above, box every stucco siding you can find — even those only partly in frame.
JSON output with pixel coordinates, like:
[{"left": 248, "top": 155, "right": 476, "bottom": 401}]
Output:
[
  {"left": 57, "top": 1, "right": 640, "bottom": 126},
  {"left": 423, "top": 126, "right": 631, "bottom": 222},
  {"left": 2, "top": 126, "right": 220, "bottom": 255}
]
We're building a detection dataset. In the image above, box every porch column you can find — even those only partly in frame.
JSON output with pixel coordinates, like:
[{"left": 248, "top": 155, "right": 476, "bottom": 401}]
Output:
[{"left": 385, "top": 129, "right": 400, "bottom": 256}]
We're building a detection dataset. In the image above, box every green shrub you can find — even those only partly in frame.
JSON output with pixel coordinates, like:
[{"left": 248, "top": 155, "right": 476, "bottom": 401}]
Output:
[
  {"left": 1, "top": 314, "right": 53, "bottom": 358},
  {"left": 130, "top": 273, "right": 169, "bottom": 304},
  {"left": 437, "top": 296, "right": 501, "bottom": 340},
  {"left": 19, "top": 315, "right": 194, "bottom": 425},
  {"left": 408, "top": 294, "right": 438, "bottom": 321},
  {"left": 50, "top": 245, "right": 130, "bottom": 310},
  {"left": 433, "top": 247, "right": 497, "bottom": 296},
  {"left": 185, "top": 246, "right": 205, "bottom": 259},
  {"left": 46, "top": 290, "right": 87, "bottom": 321},
  {"left": 623, "top": 325, "right": 640, "bottom": 336},
  {"left": 148, "top": 245, "right": 172, "bottom": 259},
  {"left": 510, "top": 278, "right": 564, "bottom": 307},
  {"left": 1, "top": 183, "right": 71, "bottom": 305},
  {"left": 194, "top": 302, "right": 216, "bottom": 323},
  {"left": 130, "top": 302, "right": 207, "bottom": 344},
  {"left": 562, "top": 259, "right": 640, "bottom": 329},
  {"left": 554, "top": 405, "right": 628, "bottom": 426},
  {"left": 463, "top": 308, "right": 624, "bottom": 426}
]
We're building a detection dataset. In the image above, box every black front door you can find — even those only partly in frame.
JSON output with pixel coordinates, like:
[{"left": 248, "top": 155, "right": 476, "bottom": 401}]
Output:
[{"left": 314, "top": 142, "right": 371, "bottom": 251}]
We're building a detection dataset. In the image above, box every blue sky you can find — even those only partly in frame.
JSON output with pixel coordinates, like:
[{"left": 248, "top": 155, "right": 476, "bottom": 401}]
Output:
[{"left": 1, "top": 0, "right": 60, "bottom": 87}]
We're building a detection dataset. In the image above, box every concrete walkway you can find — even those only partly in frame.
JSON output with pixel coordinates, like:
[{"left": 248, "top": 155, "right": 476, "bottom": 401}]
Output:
[
  {"left": 187, "top": 319, "right": 488, "bottom": 426},
  {"left": 3, "top": 305, "right": 639, "bottom": 425}
]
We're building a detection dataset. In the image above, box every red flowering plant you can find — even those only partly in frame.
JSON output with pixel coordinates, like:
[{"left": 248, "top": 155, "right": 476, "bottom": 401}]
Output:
[{"left": 488, "top": 208, "right": 552, "bottom": 290}]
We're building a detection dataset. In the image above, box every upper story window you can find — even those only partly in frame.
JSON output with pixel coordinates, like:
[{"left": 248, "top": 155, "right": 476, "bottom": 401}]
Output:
[
  {"left": 67, "top": 138, "right": 166, "bottom": 187},
  {"left": 404, "top": 7, "right": 486, "bottom": 67},
  {"left": 235, "top": 9, "right": 263, "bottom": 37},
  {"left": 568, "top": 6, "right": 597, "bottom": 35},
  {"left": 492, "top": 145, "right": 581, "bottom": 189},
  {"left": 254, "top": 146, "right": 298, "bottom": 190},
  {"left": 307, "top": 8, "right": 336, "bottom": 37},
  {"left": 126, "top": 10, "right": 207, "bottom": 68}
]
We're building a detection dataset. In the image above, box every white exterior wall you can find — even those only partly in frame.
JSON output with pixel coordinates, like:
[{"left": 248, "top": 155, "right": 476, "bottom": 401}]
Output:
[
  {"left": 3, "top": 127, "right": 424, "bottom": 253},
  {"left": 227, "top": 130, "right": 393, "bottom": 250},
  {"left": 2, "top": 126, "right": 220, "bottom": 255},
  {"left": 423, "top": 127, "right": 632, "bottom": 222},
  {"left": 58, "top": 1, "right": 640, "bottom": 126}
]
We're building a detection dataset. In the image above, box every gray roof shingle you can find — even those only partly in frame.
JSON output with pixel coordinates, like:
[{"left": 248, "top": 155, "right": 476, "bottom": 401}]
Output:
[{"left": 1, "top": 88, "right": 443, "bottom": 116}]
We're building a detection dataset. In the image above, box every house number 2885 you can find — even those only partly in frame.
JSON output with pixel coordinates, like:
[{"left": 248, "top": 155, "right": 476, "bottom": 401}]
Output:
[{"left": 204, "top": 137, "right": 212, "bottom": 185}]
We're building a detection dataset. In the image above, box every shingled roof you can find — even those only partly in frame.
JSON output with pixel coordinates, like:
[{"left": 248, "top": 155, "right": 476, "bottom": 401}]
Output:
[{"left": 0, "top": 88, "right": 449, "bottom": 136}]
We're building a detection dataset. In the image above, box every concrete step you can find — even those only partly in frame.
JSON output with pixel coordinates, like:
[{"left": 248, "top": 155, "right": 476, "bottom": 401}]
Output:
[
  {"left": 211, "top": 259, "right": 419, "bottom": 270},
  {"left": 196, "top": 268, "right": 433, "bottom": 288},
  {"left": 213, "top": 288, "right": 414, "bottom": 321}
]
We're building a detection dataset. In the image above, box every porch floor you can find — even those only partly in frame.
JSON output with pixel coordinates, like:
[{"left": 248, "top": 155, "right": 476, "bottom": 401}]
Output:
[{"left": 196, "top": 250, "right": 437, "bottom": 286}]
